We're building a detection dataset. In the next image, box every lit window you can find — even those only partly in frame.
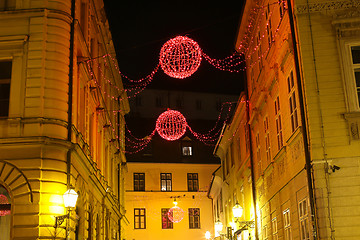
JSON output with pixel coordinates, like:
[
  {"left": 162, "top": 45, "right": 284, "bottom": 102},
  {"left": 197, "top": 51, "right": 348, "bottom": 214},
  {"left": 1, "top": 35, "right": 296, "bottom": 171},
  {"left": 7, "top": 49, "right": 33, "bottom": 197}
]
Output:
[
  {"left": 298, "top": 199, "right": 310, "bottom": 240},
  {"left": 133, "top": 173, "right": 145, "bottom": 191},
  {"left": 0, "top": 61, "right": 12, "bottom": 117},
  {"left": 182, "top": 141, "right": 193, "bottom": 156},
  {"left": 187, "top": 173, "right": 198, "bottom": 192},
  {"left": 160, "top": 173, "right": 172, "bottom": 191},
  {"left": 189, "top": 208, "right": 200, "bottom": 229},
  {"left": 283, "top": 208, "right": 292, "bottom": 240},
  {"left": 134, "top": 208, "right": 146, "bottom": 229},
  {"left": 161, "top": 208, "right": 173, "bottom": 229}
]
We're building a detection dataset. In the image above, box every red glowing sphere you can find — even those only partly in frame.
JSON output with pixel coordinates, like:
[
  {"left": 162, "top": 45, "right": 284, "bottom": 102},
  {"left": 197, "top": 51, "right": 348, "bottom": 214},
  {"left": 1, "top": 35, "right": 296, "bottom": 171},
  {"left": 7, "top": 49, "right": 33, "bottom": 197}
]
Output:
[
  {"left": 159, "top": 36, "right": 202, "bottom": 79},
  {"left": 156, "top": 109, "right": 187, "bottom": 141},
  {"left": 168, "top": 206, "right": 185, "bottom": 223}
]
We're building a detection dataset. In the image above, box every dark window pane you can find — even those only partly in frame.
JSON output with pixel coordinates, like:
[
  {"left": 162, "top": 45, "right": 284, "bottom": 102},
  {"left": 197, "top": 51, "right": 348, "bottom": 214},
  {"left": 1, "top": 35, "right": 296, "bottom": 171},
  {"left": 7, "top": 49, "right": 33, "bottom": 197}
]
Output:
[
  {"left": 0, "top": 61, "right": 12, "bottom": 79},
  {"left": 351, "top": 46, "right": 360, "bottom": 64}
]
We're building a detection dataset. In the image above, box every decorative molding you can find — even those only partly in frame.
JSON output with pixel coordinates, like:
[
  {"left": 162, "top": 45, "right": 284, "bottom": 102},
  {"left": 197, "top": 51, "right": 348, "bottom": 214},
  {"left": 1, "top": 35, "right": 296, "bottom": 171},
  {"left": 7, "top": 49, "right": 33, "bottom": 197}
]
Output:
[
  {"left": 296, "top": 0, "right": 360, "bottom": 14},
  {"left": 0, "top": 160, "right": 34, "bottom": 203}
]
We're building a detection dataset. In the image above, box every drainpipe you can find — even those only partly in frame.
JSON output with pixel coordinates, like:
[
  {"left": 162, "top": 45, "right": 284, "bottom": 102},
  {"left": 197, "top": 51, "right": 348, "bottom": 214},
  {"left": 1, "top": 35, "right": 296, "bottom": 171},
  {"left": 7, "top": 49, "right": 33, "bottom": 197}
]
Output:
[
  {"left": 67, "top": 0, "right": 76, "bottom": 188},
  {"left": 245, "top": 96, "right": 258, "bottom": 240},
  {"left": 287, "top": 0, "right": 318, "bottom": 239}
]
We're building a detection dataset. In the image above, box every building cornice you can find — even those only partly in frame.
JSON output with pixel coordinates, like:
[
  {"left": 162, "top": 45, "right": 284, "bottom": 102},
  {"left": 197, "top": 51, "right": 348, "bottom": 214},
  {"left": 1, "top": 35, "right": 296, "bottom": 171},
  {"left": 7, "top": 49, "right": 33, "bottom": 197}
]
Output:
[{"left": 295, "top": 0, "right": 360, "bottom": 14}]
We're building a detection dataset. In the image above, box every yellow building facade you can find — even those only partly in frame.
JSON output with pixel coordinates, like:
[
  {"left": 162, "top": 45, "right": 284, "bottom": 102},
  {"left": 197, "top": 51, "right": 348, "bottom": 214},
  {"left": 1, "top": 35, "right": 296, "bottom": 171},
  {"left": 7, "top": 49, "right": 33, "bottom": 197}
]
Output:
[
  {"left": 0, "top": 0, "right": 129, "bottom": 239},
  {"left": 211, "top": 0, "right": 360, "bottom": 240},
  {"left": 125, "top": 162, "right": 218, "bottom": 240}
]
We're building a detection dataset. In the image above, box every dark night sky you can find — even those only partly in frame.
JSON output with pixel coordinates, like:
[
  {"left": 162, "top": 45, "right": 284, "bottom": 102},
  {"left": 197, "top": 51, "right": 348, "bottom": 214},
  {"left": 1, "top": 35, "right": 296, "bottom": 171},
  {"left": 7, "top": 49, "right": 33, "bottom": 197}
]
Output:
[{"left": 103, "top": 1, "right": 246, "bottom": 95}]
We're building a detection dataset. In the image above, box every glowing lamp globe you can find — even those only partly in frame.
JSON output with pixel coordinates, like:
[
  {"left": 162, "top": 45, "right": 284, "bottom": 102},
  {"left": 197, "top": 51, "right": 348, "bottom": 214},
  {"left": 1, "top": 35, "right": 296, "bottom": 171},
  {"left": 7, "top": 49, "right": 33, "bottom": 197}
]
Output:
[
  {"left": 156, "top": 109, "right": 187, "bottom": 141},
  {"left": 232, "top": 202, "right": 243, "bottom": 218},
  {"left": 159, "top": 36, "right": 202, "bottom": 79},
  {"left": 63, "top": 188, "right": 78, "bottom": 208}
]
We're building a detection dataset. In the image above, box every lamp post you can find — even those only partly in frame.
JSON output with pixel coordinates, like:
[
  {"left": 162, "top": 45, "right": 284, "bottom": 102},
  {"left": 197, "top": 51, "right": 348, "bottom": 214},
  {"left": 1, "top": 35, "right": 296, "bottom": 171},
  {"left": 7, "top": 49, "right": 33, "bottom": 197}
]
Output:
[{"left": 55, "top": 188, "right": 78, "bottom": 239}]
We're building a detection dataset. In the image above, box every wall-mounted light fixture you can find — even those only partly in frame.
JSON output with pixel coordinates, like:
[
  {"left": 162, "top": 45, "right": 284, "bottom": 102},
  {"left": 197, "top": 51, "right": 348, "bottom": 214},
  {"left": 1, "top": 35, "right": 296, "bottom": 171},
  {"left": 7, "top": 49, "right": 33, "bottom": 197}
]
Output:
[
  {"left": 54, "top": 188, "right": 79, "bottom": 234},
  {"left": 232, "top": 202, "right": 255, "bottom": 229}
]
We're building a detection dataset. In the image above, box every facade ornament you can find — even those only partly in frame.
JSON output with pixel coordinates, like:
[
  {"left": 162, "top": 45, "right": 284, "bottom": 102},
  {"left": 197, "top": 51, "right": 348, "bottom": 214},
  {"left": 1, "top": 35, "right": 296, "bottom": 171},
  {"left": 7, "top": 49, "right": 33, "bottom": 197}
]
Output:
[{"left": 295, "top": 0, "right": 360, "bottom": 15}]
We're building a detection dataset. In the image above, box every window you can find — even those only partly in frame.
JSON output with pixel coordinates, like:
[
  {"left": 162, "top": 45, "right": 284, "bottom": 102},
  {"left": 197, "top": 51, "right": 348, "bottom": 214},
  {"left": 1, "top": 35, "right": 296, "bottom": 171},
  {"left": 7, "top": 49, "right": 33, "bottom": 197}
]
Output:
[
  {"left": 0, "top": 185, "right": 11, "bottom": 240},
  {"left": 298, "top": 199, "right": 310, "bottom": 240},
  {"left": 283, "top": 208, "right": 292, "bottom": 240},
  {"left": 263, "top": 225, "right": 268, "bottom": 240},
  {"left": 161, "top": 173, "right": 172, "bottom": 191},
  {"left": 266, "top": 4, "right": 273, "bottom": 48},
  {"left": 351, "top": 46, "right": 360, "bottom": 107},
  {"left": 0, "top": 61, "right": 12, "bottom": 117},
  {"left": 256, "top": 132, "right": 261, "bottom": 174},
  {"left": 264, "top": 116, "right": 271, "bottom": 163},
  {"left": 133, "top": 173, "right": 145, "bottom": 191},
  {"left": 271, "top": 217, "right": 278, "bottom": 240},
  {"left": 275, "top": 96, "right": 283, "bottom": 150},
  {"left": 189, "top": 208, "right": 200, "bottom": 229},
  {"left": 287, "top": 71, "right": 299, "bottom": 132},
  {"left": 161, "top": 208, "right": 173, "bottom": 229},
  {"left": 181, "top": 141, "right": 193, "bottom": 156},
  {"left": 187, "top": 173, "right": 199, "bottom": 192},
  {"left": 134, "top": 208, "right": 146, "bottom": 229}
]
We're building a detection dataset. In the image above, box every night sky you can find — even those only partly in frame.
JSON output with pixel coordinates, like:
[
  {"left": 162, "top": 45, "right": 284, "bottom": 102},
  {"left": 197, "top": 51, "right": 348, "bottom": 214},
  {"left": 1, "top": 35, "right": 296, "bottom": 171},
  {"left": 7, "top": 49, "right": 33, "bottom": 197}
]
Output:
[{"left": 103, "top": 1, "right": 246, "bottom": 95}]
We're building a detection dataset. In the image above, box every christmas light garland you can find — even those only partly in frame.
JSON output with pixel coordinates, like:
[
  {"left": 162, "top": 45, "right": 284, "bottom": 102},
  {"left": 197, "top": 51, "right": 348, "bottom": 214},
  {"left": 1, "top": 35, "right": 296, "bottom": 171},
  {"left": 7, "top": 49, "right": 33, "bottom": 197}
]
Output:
[{"left": 82, "top": 0, "right": 287, "bottom": 155}]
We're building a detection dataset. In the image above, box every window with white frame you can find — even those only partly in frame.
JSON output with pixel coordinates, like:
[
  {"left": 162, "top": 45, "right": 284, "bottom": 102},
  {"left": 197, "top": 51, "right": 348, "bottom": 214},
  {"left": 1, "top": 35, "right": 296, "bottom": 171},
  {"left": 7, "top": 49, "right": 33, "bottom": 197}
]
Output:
[
  {"left": 256, "top": 132, "right": 262, "bottom": 174},
  {"left": 264, "top": 116, "right": 271, "bottom": 163},
  {"left": 298, "top": 199, "right": 310, "bottom": 240},
  {"left": 283, "top": 208, "right": 292, "bottom": 240},
  {"left": 271, "top": 217, "right": 278, "bottom": 240},
  {"left": 134, "top": 208, "right": 146, "bottom": 229},
  {"left": 287, "top": 71, "right": 299, "bottom": 132},
  {"left": 275, "top": 96, "right": 283, "bottom": 150}
]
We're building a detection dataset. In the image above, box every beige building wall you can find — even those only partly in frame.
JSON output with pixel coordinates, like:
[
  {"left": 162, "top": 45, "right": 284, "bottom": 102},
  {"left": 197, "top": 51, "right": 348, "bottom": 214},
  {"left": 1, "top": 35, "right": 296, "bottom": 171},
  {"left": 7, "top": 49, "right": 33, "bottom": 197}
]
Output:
[
  {"left": 125, "top": 162, "right": 218, "bottom": 240},
  {"left": 294, "top": 0, "right": 360, "bottom": 239},
  {"left": 0, "top": 0, "right": 129, "bottom": 239}
]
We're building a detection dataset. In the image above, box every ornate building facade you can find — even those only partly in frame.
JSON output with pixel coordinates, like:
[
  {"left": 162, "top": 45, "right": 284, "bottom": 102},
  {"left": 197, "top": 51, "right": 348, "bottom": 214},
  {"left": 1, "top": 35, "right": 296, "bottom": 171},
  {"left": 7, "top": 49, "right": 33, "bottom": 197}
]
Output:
[
  {"left": 210, "top": 0, "right": 360, "bottom": 240},
  {"left": 0, "top": 0, "right": 129, "bottom": 239}
]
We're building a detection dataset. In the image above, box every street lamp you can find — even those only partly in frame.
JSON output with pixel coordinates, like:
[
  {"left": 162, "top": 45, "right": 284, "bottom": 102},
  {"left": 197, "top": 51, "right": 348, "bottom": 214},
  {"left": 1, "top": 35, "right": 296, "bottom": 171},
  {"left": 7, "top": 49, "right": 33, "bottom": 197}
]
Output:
[
  {"left": 54, "top": 188, "right": 78, "bottom": 236},
  {"left": 231, "top": 202, "right": 255, "bottom": 230},
  {"left": 232, "top": 202, "right": 243, "bottom": 218},
  {"left": 214, "top": 219, "right": 223, "bottom": 234},
  {"left": 205, "top": 231, "right": 211, "bottom": 240}
]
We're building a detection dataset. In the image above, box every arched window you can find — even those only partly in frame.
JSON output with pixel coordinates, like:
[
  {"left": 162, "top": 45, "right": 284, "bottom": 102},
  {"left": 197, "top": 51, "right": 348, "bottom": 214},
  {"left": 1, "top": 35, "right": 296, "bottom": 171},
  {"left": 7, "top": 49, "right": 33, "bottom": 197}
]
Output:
[{"left": 0, "top": 184, "right": 11, "bottom": 240}]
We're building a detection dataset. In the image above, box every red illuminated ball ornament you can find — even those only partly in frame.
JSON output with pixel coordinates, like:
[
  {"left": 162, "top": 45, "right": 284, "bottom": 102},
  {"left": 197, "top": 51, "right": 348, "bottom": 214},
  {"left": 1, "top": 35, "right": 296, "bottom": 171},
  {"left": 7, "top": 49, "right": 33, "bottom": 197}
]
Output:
[
  {"left": 159, "top": 36, "right": 202, "bottom": 79},
  {"left": 156, "top": 109, "right": 187, "bottom": 141}
]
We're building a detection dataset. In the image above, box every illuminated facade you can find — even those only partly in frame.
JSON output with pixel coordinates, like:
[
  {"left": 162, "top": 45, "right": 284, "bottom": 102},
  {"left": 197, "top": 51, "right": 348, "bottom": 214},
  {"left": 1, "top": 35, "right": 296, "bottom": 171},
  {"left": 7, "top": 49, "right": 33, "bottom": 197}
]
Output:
[
  {"left": 0, "top": 0, "right": 129, "bottom": 239},
  {"left": 211, "top": 0, "right": 360, "bottom": 240},
  {"left": 124, "top": 161, "right": 219, "bottom": 240}
]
